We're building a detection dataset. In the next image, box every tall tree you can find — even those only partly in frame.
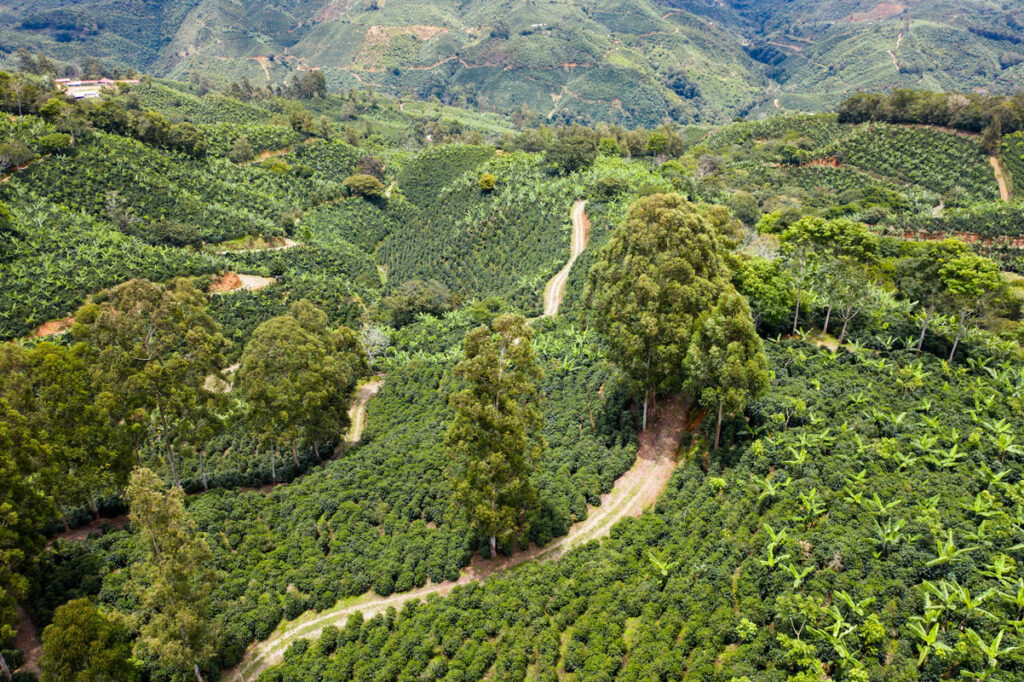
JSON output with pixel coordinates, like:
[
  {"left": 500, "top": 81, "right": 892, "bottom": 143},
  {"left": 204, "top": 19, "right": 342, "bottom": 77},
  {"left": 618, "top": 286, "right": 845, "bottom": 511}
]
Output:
[
  {"left": 780, "top": 217, "right": 877, "bottom": 335},
  {"left": 0, "top": 400, "right": 50, "bottom": 682},
  {"left": 587, "top": 193, "right": 733, "bottom": 429},
  {"left": 446, "top": 314, "right": 544, "bottom": 558},
  {"left": 40, "top": 598, "right": 138, "bottom": 682},
  {"left": 939, "top": 254, "right": 1003, "bottom": 362},
  {"left": 895, "top": 239, "right": 970, "bottom": 352},
  {"left": 0, "top": 342, "right": 132, "bottom": 528},
  {"left": 685, "top": 289, "right": 769, "bottom": 450},
  {"left": 73, "top": 279, "right": 227, "bottom": 487},
  {"left": 236, "top": 300, "right": 364, "bottom": 475},
  {"left": 126, "top": 468, "right": 219, "bottom": 682},
  {"left": 734, "top": 257, "right": 794, "bottom": 331}
]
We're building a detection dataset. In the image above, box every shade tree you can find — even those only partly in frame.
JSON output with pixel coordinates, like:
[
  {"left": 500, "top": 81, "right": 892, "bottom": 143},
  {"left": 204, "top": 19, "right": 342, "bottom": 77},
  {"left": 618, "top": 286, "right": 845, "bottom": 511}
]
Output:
[
  {"left": 125, "top": 468, "right": 219, "bottom": 682},
  {"left": 684, "top": 289, "right": 769, "bottom": 449},
  {"left": 587, "top": 193, "right": 734, "bottom": 429},
  {"left": 446, "top": 314, "right": 544, "bottom": 557},
  {"left": 73, "top": 279, "right": 227, "bottom": 488}
]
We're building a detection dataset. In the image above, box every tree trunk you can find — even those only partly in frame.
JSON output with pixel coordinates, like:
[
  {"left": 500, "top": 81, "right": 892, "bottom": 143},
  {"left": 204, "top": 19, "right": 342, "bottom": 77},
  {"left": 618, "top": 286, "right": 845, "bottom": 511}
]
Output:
[
  {"left": 714, "top": 402, "right": 724, "bottom": 450},
  {"left": 88, "top": 490, "right": 99, "bottom": 520},
  {"left": 313, "top": 442, "right": 320, "bottom": 460},
  {"left": 822, "top": 303, "right": 833, "bottom": 336},
  {"left": 792, "top": 262, "right": 805, "bottom": 334},
  {"left": 949, "top": 311, "right": 965, "bottom": 362},
  {"left": 199, "top": 449, "right": 208, "bottom": 492},
  {"left": 642, "top": 392, "right": 649, "bottom": 432},
  {"left": 0, "top": 648, "right": 11, "bottom": 682},
  {"left": 271, "top": 448, "right": 277, "bottom": 484},
  {"left": 291, "top": 440, "right": 301, "bottom": 469},
  {"left": 153, "top": 394, "right": 181, "bottom": 488},
  {"left": 193, "top": 662, "right": 204, "bottom": 682},
  {"left": 57, "top": 501, "right": 70, "bottom": 533},
  {"left": 489, "top": 535, "right": 497, "bottom": 559},
  {"left": 916, "top": 306, "right": 932, "bottom": 353},
  {"left": 836, "top": 316, "right": 851, "bottom": 350}
]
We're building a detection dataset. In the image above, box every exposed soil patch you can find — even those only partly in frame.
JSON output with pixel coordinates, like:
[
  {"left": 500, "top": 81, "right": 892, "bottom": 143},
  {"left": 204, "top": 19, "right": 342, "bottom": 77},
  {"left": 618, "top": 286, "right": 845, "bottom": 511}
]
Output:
[
  {"left": 542, "top": 200, "right": 589, "bottom": 317},
  {"left": 991, "top": 155, "right": 1013, "bottom": 202},
  {"left": 34, "top": 316, "right": 74, "bottom": 337},
  {"left": 209, "top": 272, "right": 277, "bottom": 294},
  {"left": 14, "top": 607, "right": 40, "bottom": 676}
]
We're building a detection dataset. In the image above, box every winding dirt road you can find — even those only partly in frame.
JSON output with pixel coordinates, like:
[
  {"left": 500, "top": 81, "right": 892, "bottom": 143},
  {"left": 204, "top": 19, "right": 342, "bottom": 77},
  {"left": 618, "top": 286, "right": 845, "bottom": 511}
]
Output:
[
  {"left": 228, "top": 396, "right": 690, "bottom": 681},
  {"left": 542, "top": 200, "right": 589, "bottom": 317}
]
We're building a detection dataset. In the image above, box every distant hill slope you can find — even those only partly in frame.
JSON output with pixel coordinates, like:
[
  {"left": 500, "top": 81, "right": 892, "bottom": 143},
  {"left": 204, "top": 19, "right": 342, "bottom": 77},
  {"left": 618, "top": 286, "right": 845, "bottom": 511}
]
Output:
[{"left": 1, "top": 0, "right": 1022, "bottom": 124}]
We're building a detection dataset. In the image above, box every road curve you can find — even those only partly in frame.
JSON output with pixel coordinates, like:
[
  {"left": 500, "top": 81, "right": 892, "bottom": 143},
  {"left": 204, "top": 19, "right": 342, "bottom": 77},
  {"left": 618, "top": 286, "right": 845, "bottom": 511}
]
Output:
[
  {"left": 227, "top": 396, "right": 689, "bottom": 681},
  {"left": 542, "top": 200, "right": 589, "bottom": 317}
]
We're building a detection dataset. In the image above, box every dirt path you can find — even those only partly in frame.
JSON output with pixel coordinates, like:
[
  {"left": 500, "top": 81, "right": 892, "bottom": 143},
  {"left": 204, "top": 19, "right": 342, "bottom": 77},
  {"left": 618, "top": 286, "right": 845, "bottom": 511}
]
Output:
[
  {"left": 342, "top": 380, "right": 383, "bottom": 448},
  {"left": 931, "top": 199, "right": 945, "bottom": 217},
  {"left": 216, "top": 237, "right": 300, "bottom": 254},
  {"left": 542, "top": 200, "right": 589, "bottom": 317},
  {"left": 228, "top": 396, "right": 690, "bottom": 681},
  {"left": 990, "top": 155, "right": 1012, "bottom": 202},
  {"left": 13, "top": 607, "right": 40, "bottom": 676}
]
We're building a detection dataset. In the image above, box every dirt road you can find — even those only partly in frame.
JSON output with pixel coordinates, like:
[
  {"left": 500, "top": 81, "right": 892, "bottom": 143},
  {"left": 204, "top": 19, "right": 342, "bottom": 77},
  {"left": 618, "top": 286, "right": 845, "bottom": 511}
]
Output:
[
  {"left": 991, "top": 155, "right": 1012, "bottom": 202},
  {"left": 227, "top": 396, "right": 690, "bottom": 681},
  {"left": 542, "top": 200, "right": 589, "bottom": 317}
]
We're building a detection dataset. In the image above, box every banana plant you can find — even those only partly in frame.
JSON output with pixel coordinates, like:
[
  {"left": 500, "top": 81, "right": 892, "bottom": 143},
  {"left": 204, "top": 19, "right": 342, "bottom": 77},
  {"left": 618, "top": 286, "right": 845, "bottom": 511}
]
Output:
[
  {"left": 980, "top": 555, "right": 1016, "bottom": 586},
  {"left": 784, "top": 562, "right": 814, "bottom": 589},
  {"left": 926, "top": 529, "right": 979, "bottom": 566},
  {"left": 962, "top": 628, "right": 1017, "bottom": 679},
  {"left": 906, "top": 620, "right": 952, "bottom": 668}
]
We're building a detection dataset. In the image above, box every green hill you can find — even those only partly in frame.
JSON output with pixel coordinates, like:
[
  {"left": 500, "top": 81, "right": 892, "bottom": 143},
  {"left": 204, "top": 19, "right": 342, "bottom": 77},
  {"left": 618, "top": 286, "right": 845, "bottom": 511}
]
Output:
[{"left": 3, "top": 0, "right": 1023, "bottom": 125}]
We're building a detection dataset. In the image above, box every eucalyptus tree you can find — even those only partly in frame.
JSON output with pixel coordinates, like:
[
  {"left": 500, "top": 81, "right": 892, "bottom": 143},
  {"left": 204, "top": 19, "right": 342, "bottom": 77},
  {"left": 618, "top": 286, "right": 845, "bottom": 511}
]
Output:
[
  {"left": 938, "top": 253, "right": 1002, "bottom": 362},
  {"left": 446, "top": 314, "right": 544, "bottom": 558},
  {"left": 236, "top": 300, "right": 364, "bottom": 474},
  {"left": 587, "top": 193, "right": 734, "bottom": 429},
  {"left": 73, "top": 279, "right": 227, "bottom": 487},
  {"left": 895, "top": 239, "right": 970, "bottom": 352},
  {"left": 684, "top": 289, "right": 769, "bottom": 449},
  {"left": 126, "top": 468, "right": 219, "bottom": 682}
]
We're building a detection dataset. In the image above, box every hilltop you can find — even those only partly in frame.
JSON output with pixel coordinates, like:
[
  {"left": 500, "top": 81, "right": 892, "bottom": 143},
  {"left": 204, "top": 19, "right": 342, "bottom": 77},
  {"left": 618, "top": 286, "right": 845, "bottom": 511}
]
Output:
[{"left": 2, "top": 1, "right": 1024, "bottom": 124}]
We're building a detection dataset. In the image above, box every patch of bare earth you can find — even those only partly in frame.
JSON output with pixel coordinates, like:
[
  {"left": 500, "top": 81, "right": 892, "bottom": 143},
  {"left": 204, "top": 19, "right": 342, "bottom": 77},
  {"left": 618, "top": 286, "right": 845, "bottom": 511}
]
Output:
[
  {"left": 228, "top": 396, "right": 691, "bottom": 681},
  {"left": 34, "top": 316, "right": 74, "bottom": 337},
  {"left": 209, "top": 272, "right": 276, "bottom": 294},
  {"left": 14, "top": 607, "right": 40, "bottom": 676}
]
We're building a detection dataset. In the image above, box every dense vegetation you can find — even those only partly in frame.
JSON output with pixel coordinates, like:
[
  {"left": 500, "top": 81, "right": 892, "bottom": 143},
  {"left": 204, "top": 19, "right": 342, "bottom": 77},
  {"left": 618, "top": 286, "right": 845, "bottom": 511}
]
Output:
[{"left": 1, "top": 58, "right": 1024, "bottom": 682}]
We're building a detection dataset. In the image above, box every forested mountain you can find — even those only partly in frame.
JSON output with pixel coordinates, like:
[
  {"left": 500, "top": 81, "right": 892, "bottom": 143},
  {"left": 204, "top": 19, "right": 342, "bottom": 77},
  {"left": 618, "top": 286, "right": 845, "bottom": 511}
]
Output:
[
  {"left": 2, "top": 59, "right": 1024, "bottom": 682},
  {"left": 2, "top": 1, "right": 1024, "bottom": 124}
]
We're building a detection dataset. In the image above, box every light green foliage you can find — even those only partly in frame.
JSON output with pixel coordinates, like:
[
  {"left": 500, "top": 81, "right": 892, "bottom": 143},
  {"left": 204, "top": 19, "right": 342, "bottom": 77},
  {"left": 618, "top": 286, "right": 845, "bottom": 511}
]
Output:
[
  {"left": 685, "top": 289, "right": 769, "bottom": 448},
  {"left": 126, "top": 468, "right": 219, "bottom": 680},
  {"left": 40, "top": 599, "right": 137, "bottom": 682}
]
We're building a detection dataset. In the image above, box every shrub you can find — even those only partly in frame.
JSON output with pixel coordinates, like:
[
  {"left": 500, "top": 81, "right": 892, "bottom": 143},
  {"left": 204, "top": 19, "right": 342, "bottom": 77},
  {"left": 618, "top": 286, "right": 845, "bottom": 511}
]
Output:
[
  {"left": 342, "top": 174, "right": 385, "bottom": 198},
  {"left": 0, "top": 140, "right": 36, "bottom": 168},
  {"left": 478, "top": 172, "right": 496, "bottom": 192},
  {"left": 36, "top": 132, "right": 73, "bottom": 156},
  {"left": 228, "top": 137, "right": 254, "bottom": 164}
]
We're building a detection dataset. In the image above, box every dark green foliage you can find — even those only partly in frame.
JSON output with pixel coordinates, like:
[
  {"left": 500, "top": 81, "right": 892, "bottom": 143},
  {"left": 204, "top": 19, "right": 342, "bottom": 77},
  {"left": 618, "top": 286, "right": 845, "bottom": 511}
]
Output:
[
  {"left": 395, "top": 144, "right": 494, "bottom": 207},
  {"left": 259, "top": 341, "right": 1024, "bottom": 681}
]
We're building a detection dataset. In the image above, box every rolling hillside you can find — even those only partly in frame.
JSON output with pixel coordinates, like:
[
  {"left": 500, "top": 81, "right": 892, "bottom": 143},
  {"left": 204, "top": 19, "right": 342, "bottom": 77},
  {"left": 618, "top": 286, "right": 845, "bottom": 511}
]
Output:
[{"left": 2, "top": 0, "right": 1023, "bottom": 125}]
